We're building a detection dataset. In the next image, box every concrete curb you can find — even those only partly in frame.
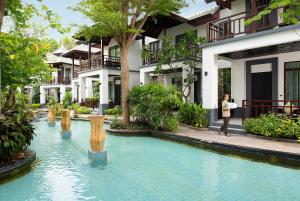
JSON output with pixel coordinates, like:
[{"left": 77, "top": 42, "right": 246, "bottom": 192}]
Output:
[{"left": 0, "top": 150, "right": 36, "bottom": 181}]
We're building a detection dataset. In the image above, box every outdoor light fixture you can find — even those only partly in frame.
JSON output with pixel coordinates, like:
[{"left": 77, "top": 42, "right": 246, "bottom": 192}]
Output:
[{"left": 205, "top": 71, "right": 208, "bottom": 76}]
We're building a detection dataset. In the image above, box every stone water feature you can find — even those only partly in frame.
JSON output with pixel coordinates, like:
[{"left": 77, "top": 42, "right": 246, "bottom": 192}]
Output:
[
  {"left": 48, "top": 106, "right": 56, "bottom": 127},
  {"left": 88, "top": 115, "right": 107, "bottom": 163},
  {"left": 61, "top": 109, "right": 72, "bottom": 139}
]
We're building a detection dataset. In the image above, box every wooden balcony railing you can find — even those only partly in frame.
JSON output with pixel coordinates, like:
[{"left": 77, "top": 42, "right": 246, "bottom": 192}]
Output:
[
  {"left": 207, "top": 6, "right": 286, "bottom": 42},
  {"left": 81, "top": 98, "right": 99, "bottom": 109},
  {"left": 242, "top": 99, "right": 300, "bottom": 122},
  {"left": 143, "top": 44, "right": 202, "bottom": 65},
  {"left": 80, "top": 55, "right": 121, "bottom": 72}
]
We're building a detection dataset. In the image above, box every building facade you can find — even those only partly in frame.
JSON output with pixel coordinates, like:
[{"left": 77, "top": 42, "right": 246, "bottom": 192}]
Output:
[{"left": 201, "top": 0, "right": 300, "bottom": 130}]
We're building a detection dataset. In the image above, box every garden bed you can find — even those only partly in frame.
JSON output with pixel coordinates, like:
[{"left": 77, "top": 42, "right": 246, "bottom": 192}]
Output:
[{"left": 0, "top": 150, "right": 36, "bottom": 181}]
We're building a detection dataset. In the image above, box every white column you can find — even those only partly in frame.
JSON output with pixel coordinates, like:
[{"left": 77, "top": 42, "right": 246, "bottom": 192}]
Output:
[
  {"left": 60, "top": 86, "right": 66, "bottom": 104},
  {"left": 40, "top": 86, "right": 46, "bottom": 105},
  {"left": 231, "top": 60, "right": 245, "bottom": 107},
  {"left": 140, "top": 69, "right": 151, "bottom": 85},
  {"left": 202, "top": 49, "right": 219, "bottom": 109},
  {"left": 99, "top": 69, "right": 109, "bottom": 105},
  {"left": 86, "top": 78, "right": 94, "bottom": 98},
  {"left": 78, "top": 76, "right": 86, "bottom": 103},
  {"left": 71, "top": 80, "right": 78, "bottom": 101}
]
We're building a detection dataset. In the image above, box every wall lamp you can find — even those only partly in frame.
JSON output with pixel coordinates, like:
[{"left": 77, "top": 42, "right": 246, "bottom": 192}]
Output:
[{"left": 204, "top": 71, "right": 208, "bottom": 77}]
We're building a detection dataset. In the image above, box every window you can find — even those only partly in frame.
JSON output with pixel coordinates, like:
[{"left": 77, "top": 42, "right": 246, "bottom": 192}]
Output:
[
  {"left": 285, "top": 61, "right": 300, "bottom": 102},
  {"left": 109, "top": 45, "right": 120, "bottom": 58},
  {"left": 65, "top": 68, "right": 71, "bottom": 81},
  {"left": 172, "top": 77, "right": 182, "bottom": 91},
  {"left": 92, "top": 81, "right": 100, "bottom": 98}
]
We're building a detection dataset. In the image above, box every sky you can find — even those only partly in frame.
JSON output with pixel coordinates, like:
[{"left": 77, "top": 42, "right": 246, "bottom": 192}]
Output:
[{"left": 24, "top": 0, "right": 216, "bottom": 40}]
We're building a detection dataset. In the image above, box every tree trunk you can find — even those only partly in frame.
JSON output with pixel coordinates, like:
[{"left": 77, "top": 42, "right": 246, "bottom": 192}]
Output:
[
  {"left": 120, "top": 44, "right": 130, "bottom": 125},
  {"left": 0, "top": 0, "right": 6, "bottom": 32}
]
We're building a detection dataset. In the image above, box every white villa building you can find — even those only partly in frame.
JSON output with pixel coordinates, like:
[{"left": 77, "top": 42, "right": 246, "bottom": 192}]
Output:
[
  {"left": 64, "top": 37, "right": 141, "bottom": 114},
  {"left": 139, "top": 11, "right": 231, "bottom": 104},
  {"left": 201, "top": 0, "right": 300, "bottom": 131},
  {"left": 37, "top": 0, "right": 300, "bottom": 132},
  {"left": 40, "top": 45, "right": 79, "bottom": 105}
]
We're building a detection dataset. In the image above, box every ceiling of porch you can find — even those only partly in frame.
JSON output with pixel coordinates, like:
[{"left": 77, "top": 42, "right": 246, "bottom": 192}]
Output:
[{"left": 220, "top": 41, "right": 300, "bottom": 60}]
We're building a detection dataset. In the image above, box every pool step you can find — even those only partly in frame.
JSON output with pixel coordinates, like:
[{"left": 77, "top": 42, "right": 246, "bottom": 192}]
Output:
[{"left": 209, "top": 123, "right": 246, "bottom": 135}]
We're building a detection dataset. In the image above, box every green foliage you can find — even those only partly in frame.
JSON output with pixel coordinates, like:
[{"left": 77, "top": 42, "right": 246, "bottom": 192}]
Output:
[
  {"left": 244, "top": 114, "right": 300, "bottom": 140},
  {"left": 0, "top": 33, "right": 53, "bottom": 89},
  {"left": 110, "top": 117, "right": 148, "bottom": 130},
  {"left": 15, "top": 92, "right": 29, "bottom": 107},
  {"left": 178, "top": 103, "right": 209, "bottom": 128},
  {"left": 71, "top": 103, "right": 92, "bottom": 115},
  {"left": 144, "top": 31, "right": 205, "bottom": 103},
  {"left": 104, "top": 106, "right": 122, "bottom": 115},
  {"left": 31, "top": 103, "right": 41, "bottom": 109},
  {"left": 110, "top": 117, "right": 126, "bottom": 129},
  {"left": 129, "top": 83, "right": 181, "bottom": 131},
  {"left": 47, "top": 96, "right": 57, "bottom": 107},
  {"left": 63, "top": 91, "right": 72, "bottom": 108},
  {"left": 60, "top": 37, "right": 77, "bottom": 50},
  {"left": 0, "top": 108, "right": 35, "bottom": 163},
  {"left": 75, "top": 0, "right": 186, "bottom": 40},
  {"left": 246, "top": 0, "right": 300, "bottom": 25}
]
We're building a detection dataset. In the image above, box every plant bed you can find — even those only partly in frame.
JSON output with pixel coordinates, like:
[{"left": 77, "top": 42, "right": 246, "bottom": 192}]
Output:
[
  {"left": 0, "top": 149, "right": 36, "bottom": 181},
  {"left": 244, "top": 114, "right": 300, "bottom": 142}
]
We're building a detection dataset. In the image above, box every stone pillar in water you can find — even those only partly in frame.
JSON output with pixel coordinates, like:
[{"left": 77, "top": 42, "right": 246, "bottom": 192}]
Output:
[
  {"left": 48, "top": 106, "right": 56, "bottom": 127},
  {"left": 61, "top": 109, "right": 72, "bottom": 139},
  {"left": 88, "top": 115, "right": 107, "bottom": 162}
]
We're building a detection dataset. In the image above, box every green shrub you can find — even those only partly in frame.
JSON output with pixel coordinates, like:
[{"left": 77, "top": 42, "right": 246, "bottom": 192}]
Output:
[
  {"left": 47, "top": 96, "right": 57, "bottom": 106},
  {"left": 178, "top": 103, "right": 209, "bottom": 128},
  {"left": 63, "top": 91, "right": 72, "bottom": 108},
  {"left": 71, "top": 103, "right": 92, "bottom": 115},
  {"left": 110, "top": 117, "right": 126, "bottom": 129},
  {"left": 104, "top": 106, "right": 122, "bottom": 115},
  {"left": 129, "top": 83, "right": 181, "bottom": 131},
  {"left": 31, "top": 103, "right": 41, "bottom": 109},
  {"left": 244, "top": 114, "right": 300, "bottom": 140},
  {"left": 0, "top": 109, "right": 35, "bottom": 163}
]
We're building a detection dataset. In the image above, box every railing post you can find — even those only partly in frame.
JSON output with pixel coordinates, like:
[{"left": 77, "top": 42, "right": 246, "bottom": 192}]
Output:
[{"left": 250, "top": 0, "right": 257, "bottom": 33}]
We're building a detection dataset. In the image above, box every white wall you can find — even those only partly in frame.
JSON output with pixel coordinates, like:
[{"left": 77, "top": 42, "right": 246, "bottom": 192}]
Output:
[
  {"left": 105, "top": 38, "right": 143, "bottom": 71},
  {"left": 228, "top": 51, "right": 300, "bottom": 107},
  {"left": 157, "top": 23, "right": 196, "bottom": 46}
]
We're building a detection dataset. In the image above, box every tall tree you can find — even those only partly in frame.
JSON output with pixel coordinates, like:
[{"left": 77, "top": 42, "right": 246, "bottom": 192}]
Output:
[
  {"left": 0, "top": 0, "right": 5, "bottom": 32},
  {"left": 75, "top": 0, "right": 187, "bottom": 125}
]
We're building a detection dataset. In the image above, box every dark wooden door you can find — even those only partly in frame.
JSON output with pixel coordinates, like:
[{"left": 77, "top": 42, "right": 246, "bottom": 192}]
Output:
[
  {"left": 114, "top": 84, "right": 121, "bottom": 105},
  {"left": 251, "top": 72, "right": 272, "bottom": 117},
  {"left": 194, "top": 71, "right": 202, "bottom": 104}
]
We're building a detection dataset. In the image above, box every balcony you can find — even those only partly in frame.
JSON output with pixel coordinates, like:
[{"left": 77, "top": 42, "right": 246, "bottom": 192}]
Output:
[
  {"left": 79, "top": 55, "right": 121, "bottom": 72},
  {"left": 143, "top": 44, "right": 202, "bottom": 65},
  {"left": 207, "top": 5, "right": 286, "bottom": 42}
]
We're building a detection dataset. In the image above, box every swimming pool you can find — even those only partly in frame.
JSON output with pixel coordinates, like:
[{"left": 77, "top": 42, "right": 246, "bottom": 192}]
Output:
[{"left": 1, "top": 118, "right": 300, "bottom": 201}]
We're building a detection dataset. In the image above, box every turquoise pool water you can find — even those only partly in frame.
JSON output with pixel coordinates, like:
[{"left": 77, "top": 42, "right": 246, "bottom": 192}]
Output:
[{"left": 1, "top": 118, "right": 300, "bottom": 201}]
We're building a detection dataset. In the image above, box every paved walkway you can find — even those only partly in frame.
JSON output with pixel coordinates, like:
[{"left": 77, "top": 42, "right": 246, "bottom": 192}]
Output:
[{"left": 178, "top": 125, "right": 300, "bottom": 155}]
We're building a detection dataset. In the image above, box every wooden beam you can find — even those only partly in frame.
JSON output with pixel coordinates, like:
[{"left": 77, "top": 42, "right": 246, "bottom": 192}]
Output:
[
  {"left": 88, "top": 41, "right": 92, "bottom": 68},
  {"left": 250, "top": 0, "right": 257, "bottom": 33}
]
